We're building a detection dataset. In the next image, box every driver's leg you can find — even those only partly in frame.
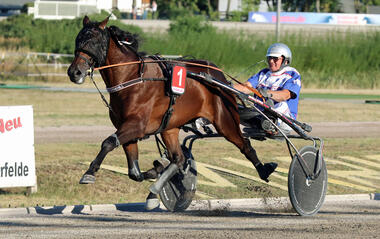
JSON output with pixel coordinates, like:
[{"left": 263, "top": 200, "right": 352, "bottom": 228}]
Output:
[{"left": 273, "top": 102, "right": 293, "bottom": 134}]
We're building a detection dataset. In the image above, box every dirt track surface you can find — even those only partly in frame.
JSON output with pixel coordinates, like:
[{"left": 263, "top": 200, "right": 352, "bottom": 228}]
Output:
[
  {"left": 34, "top": 121, "right": 380, "bottom": 144},
  {"left": 1, "top": 199, "right": 379, "bottom": 238}
]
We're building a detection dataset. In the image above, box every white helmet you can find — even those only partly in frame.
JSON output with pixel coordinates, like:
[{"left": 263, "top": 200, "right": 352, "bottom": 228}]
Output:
[{"left": 266, "top": 43, "right": 292, "bottom": 67}]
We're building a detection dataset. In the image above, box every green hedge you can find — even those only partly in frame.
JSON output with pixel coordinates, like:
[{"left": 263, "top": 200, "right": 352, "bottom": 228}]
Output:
[
  {"left": 143, "top": 18, "right": 380, "bottom": 88},
  {"left": 1, "top": 14, "right": 379, "bottom": 88}
]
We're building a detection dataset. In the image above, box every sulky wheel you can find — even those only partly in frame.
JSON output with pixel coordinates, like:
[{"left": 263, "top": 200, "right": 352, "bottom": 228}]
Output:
[
  {"left": 288, "top": 146, "right": 328, "bottom": 216},
  {"left": 159, "top": 145, "right": 197, "bottom": 212}
]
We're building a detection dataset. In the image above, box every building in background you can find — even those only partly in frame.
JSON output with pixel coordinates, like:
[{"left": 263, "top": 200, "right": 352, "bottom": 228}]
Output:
[
  {"left": 32, "top": 0, "right": 152, "bottom": 19},
  {"left": 0, "top": 0, "right": 34, "bottom": 17},
  {"left": 218, "top": 0, "right": 242, "bottom": 19},
  {"left": 33, "top": 0, "right": 99, "bottom": 19},
  {"left": 2, "top": 0, "right": 377, "bottom": 20}
]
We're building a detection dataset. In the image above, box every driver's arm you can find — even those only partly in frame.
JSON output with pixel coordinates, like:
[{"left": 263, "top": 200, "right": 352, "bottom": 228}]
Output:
[
  {"left": 233, "top": 81, "right": 254, "bottom": 94},
  {"left": 268, "top": 89, "right": 292, "bottom": 102},
  {"left": 235, "top": 82, "right": 294, "bottom": 102}
]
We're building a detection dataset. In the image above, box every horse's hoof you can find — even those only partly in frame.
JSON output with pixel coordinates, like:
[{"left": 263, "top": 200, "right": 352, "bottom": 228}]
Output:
[
  {"left": 145, "top": 193, "right": 160, "bottom": 210},
  {"left": 257, "top": 162, "right": 277, "bottom": 182},
  {"left": 149, "top": 184, "right": 161, "bottom": 195},
  {"left": 128, "top": 173, "right": 144, "bottom": 182},
  {"left": 153, "top": 160, "right": 164, "bottom": 172},
  {"left": 79, "top": 174, "right": 96, "bottom": 184}
]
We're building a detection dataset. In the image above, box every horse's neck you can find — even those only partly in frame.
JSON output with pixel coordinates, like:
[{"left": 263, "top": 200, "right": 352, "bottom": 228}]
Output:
[{"left": 101, "top": 39, "right": 140, "bottom": 88}]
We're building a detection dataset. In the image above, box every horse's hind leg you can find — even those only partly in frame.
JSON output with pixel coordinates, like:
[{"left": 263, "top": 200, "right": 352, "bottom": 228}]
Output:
[
  {"left": 79, "top": 133, "right": 120, "bottom": 184},
  {"left": 213, "top": 107, "right": 277, "bottom": 182}
]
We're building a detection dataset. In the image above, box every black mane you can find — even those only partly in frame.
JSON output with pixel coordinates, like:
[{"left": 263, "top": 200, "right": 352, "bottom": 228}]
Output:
[{"left": 108, "top": 25, "right": 140, "bottom": 53}]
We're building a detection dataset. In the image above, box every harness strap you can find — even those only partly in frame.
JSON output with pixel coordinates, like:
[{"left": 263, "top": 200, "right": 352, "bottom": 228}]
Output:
[
  {"left": 93, "top": 73, "right": 174, "bottom": 135},
  {"left": 152, "top": 93, "right": 177, "bottom": 135},
  {"left": 107, "top": 77, "right": 167, "bottom": 93}
]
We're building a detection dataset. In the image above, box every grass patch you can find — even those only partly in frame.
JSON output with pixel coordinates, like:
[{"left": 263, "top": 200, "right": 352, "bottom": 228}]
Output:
[
  {"left": 297, "top": 99, "right": 380, "bottom": 123},
  {"left": 301, "top": 93, "right": 380, "bottom": 100},
  {"left": 0, "top": 86, "right": 379, "bottom": 208},
  {"left": 1, "top": 84, "right": 380, "bottom": 127},
  {"left": 0, "top": 88, "right": 110, "bottom": 126},
  {"left": 0, "top": 137, "right": 378, "bottom": 208}
]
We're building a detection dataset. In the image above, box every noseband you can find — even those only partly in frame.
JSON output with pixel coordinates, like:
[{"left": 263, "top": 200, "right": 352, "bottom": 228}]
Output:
[{"left": 75, "top": 50, "right": 95, "bottom": 69}]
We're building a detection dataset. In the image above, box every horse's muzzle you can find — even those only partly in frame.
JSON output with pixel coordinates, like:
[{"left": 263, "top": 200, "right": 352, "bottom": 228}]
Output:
[{"left": 67, "top": 65, "right": 86, "bottom": 84}]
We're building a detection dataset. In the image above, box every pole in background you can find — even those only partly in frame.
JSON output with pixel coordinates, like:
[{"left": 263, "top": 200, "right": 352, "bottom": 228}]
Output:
[{"left": 276, "top": 0, "right": 281, "bottom": 42}]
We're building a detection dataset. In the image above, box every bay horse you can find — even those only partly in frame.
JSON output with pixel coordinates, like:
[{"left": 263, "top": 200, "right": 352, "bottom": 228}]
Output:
[{"left": 67, "top": 16, "right": 277, "bottom": 207}]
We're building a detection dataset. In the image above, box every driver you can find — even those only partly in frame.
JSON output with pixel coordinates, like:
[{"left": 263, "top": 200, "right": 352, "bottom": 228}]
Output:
[{"left": 234, "top": 43, "right": 301, "bottom": 134}]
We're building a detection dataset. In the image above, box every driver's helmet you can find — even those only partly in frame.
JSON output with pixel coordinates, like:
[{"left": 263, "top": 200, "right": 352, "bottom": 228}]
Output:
[{"left": 266, "top": 43, "right": 292, "bottom": 69}]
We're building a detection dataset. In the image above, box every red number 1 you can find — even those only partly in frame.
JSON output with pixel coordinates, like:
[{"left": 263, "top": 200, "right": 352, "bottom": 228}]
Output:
[{"left": 177, "top": 68, "right": 183, "bottom": 86}]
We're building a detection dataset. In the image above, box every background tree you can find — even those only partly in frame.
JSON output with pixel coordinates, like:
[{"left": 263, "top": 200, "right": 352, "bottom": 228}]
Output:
[
  {"left": 282, "top": 0, "right": 342, "bottom": 12},
  {"left": 355, "top": 0, "right": 380, "bottom": 13},
  {"left": 156, "top": 0, "right": 199, "bottom": 19},
  {"left": 156, "top": 0, "right": 222, "bottom": 19}
]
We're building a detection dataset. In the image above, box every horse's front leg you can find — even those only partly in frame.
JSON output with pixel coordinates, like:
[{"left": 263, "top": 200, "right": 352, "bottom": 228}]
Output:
[
  {"left": 79, "top": 133, "right": 120, "bottom": 184},
  {"left": 117, "top": 120, "right": 166, "bottom": 210},
  {"left": 149, "top": 128, "right": 184, "bottom": 195},
  {"left": 122, "top": 139, "right": 164, "bottom": 210},
  {"left": 122, "top": 141, "right": 160, "bottom": 182},
  {"left": 122, "top": 141, "right": 143, "bottom": 182},
  {"left": 123, "top": 140, "right": 165, "bottom": 182}
]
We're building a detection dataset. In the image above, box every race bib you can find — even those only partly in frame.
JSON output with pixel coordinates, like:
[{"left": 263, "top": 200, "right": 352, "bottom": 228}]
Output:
[{"left": 171, "top": 65, "right": 187, "bottom": 95}]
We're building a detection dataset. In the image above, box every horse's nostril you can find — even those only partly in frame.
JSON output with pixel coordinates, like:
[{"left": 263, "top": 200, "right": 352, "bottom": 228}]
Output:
[{"left": 74, "top": 70, "right": 84, "bottom": 77}]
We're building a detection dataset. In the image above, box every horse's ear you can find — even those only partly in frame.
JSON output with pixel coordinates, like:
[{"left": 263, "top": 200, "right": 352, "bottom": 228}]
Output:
[
  {"left": 99, "top": 16, "right": 109, "bottom": 30},
  {"left": 83, "top": 16, "right": 90, "bottom": 26}
]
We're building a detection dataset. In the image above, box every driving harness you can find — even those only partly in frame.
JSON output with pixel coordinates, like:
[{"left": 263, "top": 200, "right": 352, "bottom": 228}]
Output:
[{"left": 104, "top": 27, "right": 188, "bottom": 136}]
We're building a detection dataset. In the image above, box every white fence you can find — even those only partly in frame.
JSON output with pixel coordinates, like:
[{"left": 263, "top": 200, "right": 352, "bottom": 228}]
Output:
[
  {"left": 0, "top": 51, "right": 180, "bottom": 81},
  {"left": 34, "top": 1, "right": 99, "bottom": 20},
  {"left": 0, "top": 51, "right": 76, "bottom": 80}
]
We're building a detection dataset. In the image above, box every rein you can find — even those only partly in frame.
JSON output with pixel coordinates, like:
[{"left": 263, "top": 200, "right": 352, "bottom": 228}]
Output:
[
  {"left": 92, "top": 59, "right": 264, "bottom": 98},
  {"left": 88, "top": 70, "right": 117, "bottom": 118}
]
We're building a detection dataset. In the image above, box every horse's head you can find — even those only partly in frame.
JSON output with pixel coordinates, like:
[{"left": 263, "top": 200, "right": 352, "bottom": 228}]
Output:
[{"left": 67, "top": 16, "right": 110, "bottom": 84}]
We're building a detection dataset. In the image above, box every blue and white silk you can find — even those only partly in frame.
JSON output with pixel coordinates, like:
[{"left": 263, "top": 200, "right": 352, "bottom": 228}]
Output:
[{"left": 247, "top": 66, "right": 301, "bottom": 132}]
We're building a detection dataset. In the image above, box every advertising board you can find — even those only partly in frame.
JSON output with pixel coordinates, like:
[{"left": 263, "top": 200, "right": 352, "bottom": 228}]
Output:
[
  {"left": 248, "top": 12, "right": 380, "bottom": 25},
  {"left": 0, "top": 105, "right": 36, "bottom": 188}
]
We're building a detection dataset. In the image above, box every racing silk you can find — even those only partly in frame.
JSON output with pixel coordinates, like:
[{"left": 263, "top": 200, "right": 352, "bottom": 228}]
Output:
[{"left": 247, "top": 66, "right": 301, "bottom": 119}]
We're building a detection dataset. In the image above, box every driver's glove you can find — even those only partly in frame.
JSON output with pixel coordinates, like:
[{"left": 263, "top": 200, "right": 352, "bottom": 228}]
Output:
[
  {"left": 257, "top": 88, "right": 274, "bottom": 107},
  {"left": 257, "top": 88, "right": 272, "bottom": 99}
]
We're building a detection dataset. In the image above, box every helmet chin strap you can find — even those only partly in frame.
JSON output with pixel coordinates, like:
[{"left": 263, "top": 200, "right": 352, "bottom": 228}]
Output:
[
  {"left": 279, "top": 59, "right": 288, "bottom": 71},
  {"left": 268, "top": 57, "right": 288, "bottom": 72}
]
